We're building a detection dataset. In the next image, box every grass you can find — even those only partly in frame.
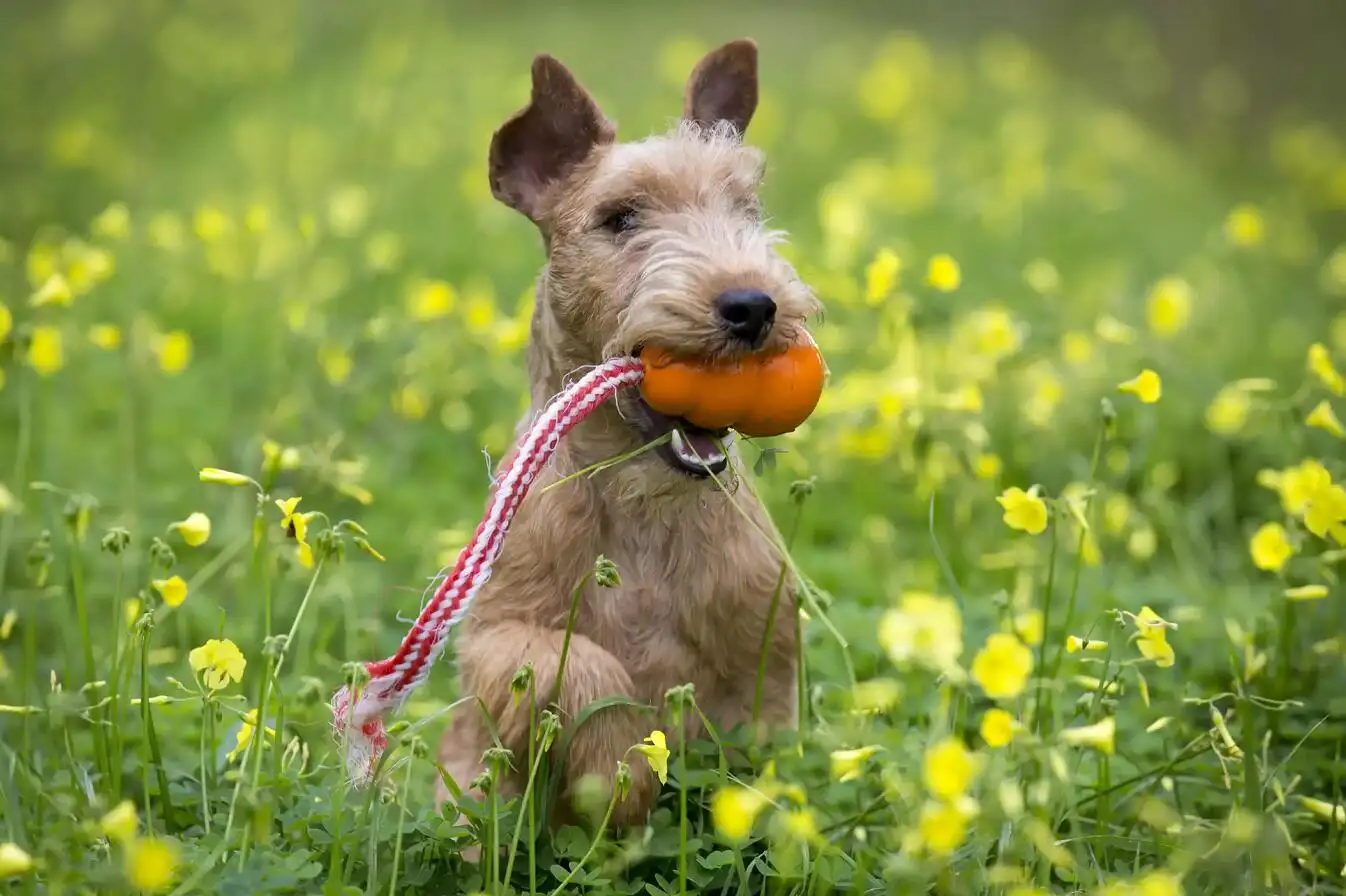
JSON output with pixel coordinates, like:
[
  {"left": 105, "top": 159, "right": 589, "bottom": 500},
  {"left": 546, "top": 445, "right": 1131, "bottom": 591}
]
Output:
[{"left": 2, "top": 1, "right": 1346, "bottom": 893}]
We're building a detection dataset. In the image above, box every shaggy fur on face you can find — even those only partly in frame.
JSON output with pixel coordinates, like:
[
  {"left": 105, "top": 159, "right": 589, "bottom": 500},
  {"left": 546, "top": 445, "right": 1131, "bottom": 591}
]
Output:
[{"left": 435, "top": 38, "right": 820, "bottom": 846}]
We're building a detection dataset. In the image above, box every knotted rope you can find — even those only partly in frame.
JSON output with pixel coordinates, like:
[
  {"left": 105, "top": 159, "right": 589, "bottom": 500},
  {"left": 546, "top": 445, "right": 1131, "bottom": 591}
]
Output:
[{"left": 330, "top": 357, "right": 645, "bottom": 784}]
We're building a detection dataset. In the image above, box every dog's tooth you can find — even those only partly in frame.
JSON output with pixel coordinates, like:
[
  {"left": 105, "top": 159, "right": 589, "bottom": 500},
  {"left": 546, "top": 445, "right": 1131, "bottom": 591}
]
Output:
[{"left": 670, "top": 429, "right": 689, "bottom": 459}]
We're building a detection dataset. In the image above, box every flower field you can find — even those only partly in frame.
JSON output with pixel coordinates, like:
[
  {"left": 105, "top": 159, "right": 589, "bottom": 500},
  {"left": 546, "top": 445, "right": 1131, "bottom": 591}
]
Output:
[{"left": 2, "top": 2, "right": 1345, "bottom": 894}]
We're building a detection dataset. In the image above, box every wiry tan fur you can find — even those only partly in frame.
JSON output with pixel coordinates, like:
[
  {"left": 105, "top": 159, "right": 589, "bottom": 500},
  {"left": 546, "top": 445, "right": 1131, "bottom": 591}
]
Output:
[{"left": 435, "top": 38, "right": 822, "bottom": 849}]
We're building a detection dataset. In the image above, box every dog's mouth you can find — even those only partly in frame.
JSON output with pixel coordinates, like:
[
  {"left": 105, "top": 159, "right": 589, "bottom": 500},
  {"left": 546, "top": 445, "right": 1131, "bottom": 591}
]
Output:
[{"left": 623, "top": 394, "right": 735, "bottom": 478}]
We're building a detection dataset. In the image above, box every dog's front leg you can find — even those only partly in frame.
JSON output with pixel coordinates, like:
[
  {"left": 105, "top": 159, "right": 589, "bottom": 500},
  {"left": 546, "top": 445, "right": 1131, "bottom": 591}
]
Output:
[{"left": 450, "top": 621, "right": 659, "bottom": 830}]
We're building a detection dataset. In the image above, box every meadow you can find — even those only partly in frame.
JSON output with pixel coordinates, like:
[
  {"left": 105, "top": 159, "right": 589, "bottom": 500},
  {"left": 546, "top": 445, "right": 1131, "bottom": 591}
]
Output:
[{"left": 2, "top": 1, "right": 1346, "bottom": 893}]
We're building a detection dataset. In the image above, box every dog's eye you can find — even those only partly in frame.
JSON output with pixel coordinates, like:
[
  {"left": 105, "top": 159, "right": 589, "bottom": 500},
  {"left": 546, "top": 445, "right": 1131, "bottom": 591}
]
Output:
[{"left": 600, "top": 207, "right": 640, "bottom": 235}]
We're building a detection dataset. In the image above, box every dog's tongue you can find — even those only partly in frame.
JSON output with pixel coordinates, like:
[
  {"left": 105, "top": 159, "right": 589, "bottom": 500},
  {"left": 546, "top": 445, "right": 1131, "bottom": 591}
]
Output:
[
  {"left": 669, "top": 424, "right": 735, "bottom": 469},
  {"left": 680, "top": 428, "right": 723, "bottom": 459}
]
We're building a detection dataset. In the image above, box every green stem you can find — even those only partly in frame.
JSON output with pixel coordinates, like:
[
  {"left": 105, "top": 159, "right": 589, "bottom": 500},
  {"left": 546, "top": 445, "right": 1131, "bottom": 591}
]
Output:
[
  {"left": 502, "top": 685, "right": 542, "bottom": 891},
  {"left": 1033, "top": 517, "right": 1062, "bottom": 738},
  {"left": 546, "top": 786, "right": 619, "bottom": 896},
  {"left": 753, "top": 497, "right": 806, "bottom": 724},
  {"left": 677, "top": 703, "right": 688, "bottom": 896},
  {"left": 108, "top": 555, "right": 125, "bottom": 796},
  {"left": 0, "top": 367, "right": 33, "bottom": 605},
  {"left": 387, "top": 753, "right": 415, "bottom": 896},
  {"left": 140, "top": 623, "right": 173, "bottom": 830},
  {"left": 1047, "top": 425, "right": 1107, "bottom": 687},
  {"left": 1, "top": 369, "right": 34, "bottom": 752},
  {"left": 199, "top": 699, "right": 213, "bottom": 834},
  {"left": 68, "top": 535, "right": 108, "bottom": 785},
  {"left": 549, "top": 570, "right": 593, "bottom": 709}
]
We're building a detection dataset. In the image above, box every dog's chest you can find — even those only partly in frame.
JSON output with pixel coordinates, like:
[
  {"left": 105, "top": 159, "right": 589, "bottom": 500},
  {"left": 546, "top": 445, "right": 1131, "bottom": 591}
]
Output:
[{"left": 580, "top": 508, "right": 782, "bottom": 700}]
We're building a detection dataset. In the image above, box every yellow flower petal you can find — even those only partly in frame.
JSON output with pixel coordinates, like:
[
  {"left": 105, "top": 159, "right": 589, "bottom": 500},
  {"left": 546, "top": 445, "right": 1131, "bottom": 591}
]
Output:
[
  {"left": 1118, "top": 369, "right": 1162, "bottom": 404},
  {"left": 151, "top": 575, "right": 188, "bottom": 608}
]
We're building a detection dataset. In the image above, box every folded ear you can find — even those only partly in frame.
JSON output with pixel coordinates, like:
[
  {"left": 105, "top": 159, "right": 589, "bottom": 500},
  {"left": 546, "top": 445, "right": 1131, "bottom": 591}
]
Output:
[
  {"left": 682, "top": 38, "right": 759, "bottom": 138},
  {"left": 489, "top": 54, "right": 616, "bottom": 221}
]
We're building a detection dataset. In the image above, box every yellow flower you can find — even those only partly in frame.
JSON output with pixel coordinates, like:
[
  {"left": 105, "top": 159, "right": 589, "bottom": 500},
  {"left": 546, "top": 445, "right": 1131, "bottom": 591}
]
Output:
[
  {"left": 996, "top": 485, "right": 1048, "bottom": 534},
  {"left": 973, "top": 453, "right": 1002, "bottom": 480},
  {"left": 199, "top": 467, "right": 254, "bottom": 487},
  {"left": 864, "top": 248, "right": 901, "bottom": 303},
  {"left": 319, "top": 344, "right": 353, "bottom": 386},
  {"left": 1224, "top": 203, "right": 1264, "bottom": 247},
  {"left": 1249, "top": 522, "right": 1294, "bottom": 572},
  {"left": 1205, "top": 384, "right": 1252, "bottom": 435},
  {"left": 27, "top": 325, "right": 64, "bottom": 376},
  {"left": 926, "top": 253, "right": 961, "bottom": 292},
  {"left": 1277, "top": 459, "right": 1331, "bottom": 515},
  {"left": 1013, "top": 609, "right": 1043, "bottom": 646},
  {"left": 1095, "top": 315, "right": 1137, "bottom": 345},
  {"left": 971, "top": 632, "right": 1034, "bottom": 699},
  {"left": 1307, "top": 343, "right": 1346, "bottom": 396},
  {"left": 125, "top": 836, "right": 179, "bottom": 892},
  {"left": 89, "top": 323, "right": 122, "bottom": 350},
  {"left": 151, "top": 575, "right": 188, "bottom": 608},
  {"left": 980, "top": 709, "right": 1017, "bottom": 748},
  {"left": 776, "top": 808, "right": 820, "bottom": 844},
  {"left": 1146, "top": 277, "right": 1192, "bottom": 337},
  {"left": 0, "top": 302, "right": 10, "bottom": 343},
  {"left": 916, "top": 797, "right": 979, "bottom": 856},
  {"left": 170, "top": 512, "right": 211, "bottom": 547},
  {"left": 1022, "top": 258, "right": 1060, "bottom": 294},
  {"left": 261, "top": 439, "right": 301, "bottom": 473},
  {"left": 878, "top": 591, "right": 963, "bottom": 676},
  {"left": 0, "top": 842, "right": 33, "bottom": 878},
  {"left": 1060, "top": 716, "right": 1116, "bottom": 754},
  {"left": 710, "top": 785, "right": 767, "bottom": 842},
  {"left": 1131, "top": 606, "right": 1176, "bottom": 668},
  {"left": 408, "top": 278, "right": 455, "bottom": 321},
  {"left": 849, "top": 678, "right": 901, "bottom": 714},
  {"left": 394, "top": 383, "right": 431, "bottom": 420},
  {"left": 1304, "top": 483, "right": 1346, "bottom": 541},
  {"left": 227, "top": 708, "right": 275, "bottom": 762},
  {"left": 92, "top": 202, "right": 131, "bottom": 240},
  {"left": 1284, "top": 584, "right": 1328, "bottom": 601},
  {"left": 1306, "top": 400, "right": 1345, "bottom": 437},
  {"left": 1135, "top": 870, "right": 1185, "bottom": 896},
  {"left": 275, "top": 497, "right": 309, "bottom": 545},
  {"left": 829, "top": 745, "right": 881, "bottom": 782},
  {"left": 1118, "top": 369, "right": 1162, "bottom": 403},
  {"left": 1060, "top": 330, "right": 1094, "bottom": 365},
  {"left": 1065, "top": 635, "right": 1108, "bottom": 653},
  {"left": 100, "top": 799, "right": 139, "bottom": 842},
  {"left": 188, "top": 638, "right": 246, "bottom": 690},
  {"left": 633, "top": 730, "right": 669, "bottom": 786},
  {"left": 192, "top": 206, "right": 233, "bottom": 242},
  {"left": 29, "top": 273, "right": 73, "bottom": 307},
  {"left": 923, "top": 737, "right": 980, "bottom": 800},
  {"left": 156, "top": 330, "right": 192, "bottom": 375}
]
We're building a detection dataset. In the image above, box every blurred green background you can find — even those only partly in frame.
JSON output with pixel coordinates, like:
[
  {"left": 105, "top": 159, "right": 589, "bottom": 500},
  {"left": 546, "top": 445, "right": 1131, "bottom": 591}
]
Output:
[
  {"left": 3, "top": 0, "right": 1346, "bottom": 892},
  {"left": 3, "top": 0, "right": 1346, "bottom": 859}
]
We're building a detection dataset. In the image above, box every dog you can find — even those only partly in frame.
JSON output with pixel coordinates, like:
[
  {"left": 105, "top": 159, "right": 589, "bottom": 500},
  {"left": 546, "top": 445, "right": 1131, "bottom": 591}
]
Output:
[{"left": 435, "top": 37, "right": 821, "bottom": 842}]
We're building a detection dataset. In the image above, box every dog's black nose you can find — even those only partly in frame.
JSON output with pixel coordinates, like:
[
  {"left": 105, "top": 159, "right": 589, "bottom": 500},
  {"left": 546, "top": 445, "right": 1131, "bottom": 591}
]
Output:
[{"left": 714, "top": 288, "right": 776, "bottom": 345}]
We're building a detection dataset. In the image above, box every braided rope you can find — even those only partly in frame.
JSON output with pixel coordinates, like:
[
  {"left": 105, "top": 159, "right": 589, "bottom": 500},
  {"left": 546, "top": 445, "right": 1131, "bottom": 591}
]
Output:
[{"left": 330, "top": 357, "right": 645, "bottom": 784}]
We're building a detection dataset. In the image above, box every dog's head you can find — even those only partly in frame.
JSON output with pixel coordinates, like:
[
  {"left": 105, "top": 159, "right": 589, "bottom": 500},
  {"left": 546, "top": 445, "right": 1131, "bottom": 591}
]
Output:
[{"left": 489, "top": 39, "right": 820, "bottom": 480}]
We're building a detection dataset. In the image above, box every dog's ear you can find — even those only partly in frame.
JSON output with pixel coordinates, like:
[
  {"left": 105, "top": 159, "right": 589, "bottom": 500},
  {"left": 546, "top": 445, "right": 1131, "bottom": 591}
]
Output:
[
  {"left": 489, "top": 54, "right": 615, "bottom": 221},
  {"left": 683, "top": 38, "right": 758, "bottom": 138}
]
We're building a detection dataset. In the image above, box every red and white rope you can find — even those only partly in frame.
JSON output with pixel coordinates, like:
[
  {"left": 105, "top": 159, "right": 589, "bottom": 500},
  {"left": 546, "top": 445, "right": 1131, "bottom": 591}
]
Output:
[{"left": 330, "top": 356, "right": 645, "bottom": 784}]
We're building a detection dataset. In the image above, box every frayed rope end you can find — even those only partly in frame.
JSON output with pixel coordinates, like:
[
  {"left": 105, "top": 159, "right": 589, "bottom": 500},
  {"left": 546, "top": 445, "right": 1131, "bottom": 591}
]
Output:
[{"left": 330, "top": 684, "right": 390, "bottom": 786}]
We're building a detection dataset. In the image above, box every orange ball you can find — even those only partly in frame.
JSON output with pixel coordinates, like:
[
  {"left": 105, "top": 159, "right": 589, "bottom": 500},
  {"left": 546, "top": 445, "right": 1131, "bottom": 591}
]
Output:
[{"left": 637, "top": 334, "right": 825, "bottom": 437}]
